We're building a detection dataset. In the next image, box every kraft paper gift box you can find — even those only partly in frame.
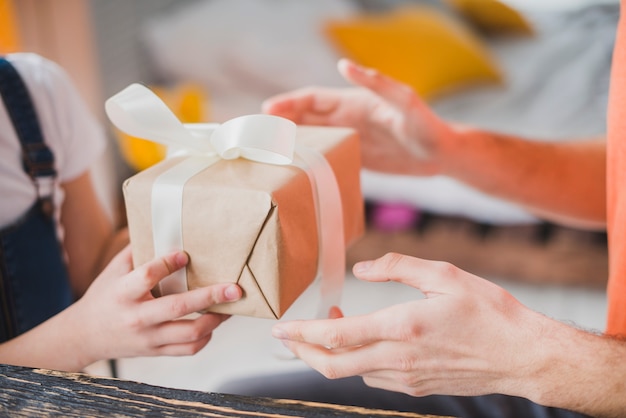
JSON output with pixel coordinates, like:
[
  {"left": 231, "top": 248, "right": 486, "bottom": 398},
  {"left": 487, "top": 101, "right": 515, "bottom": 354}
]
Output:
[{"left": 109, "top": 84, "right": 364, "bottom": 319}]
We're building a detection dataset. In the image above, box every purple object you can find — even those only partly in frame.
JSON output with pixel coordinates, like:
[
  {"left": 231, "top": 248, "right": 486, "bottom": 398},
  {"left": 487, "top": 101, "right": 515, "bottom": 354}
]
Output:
[{"left": 371, "top": 202, "right": 420, "bottom": 232}]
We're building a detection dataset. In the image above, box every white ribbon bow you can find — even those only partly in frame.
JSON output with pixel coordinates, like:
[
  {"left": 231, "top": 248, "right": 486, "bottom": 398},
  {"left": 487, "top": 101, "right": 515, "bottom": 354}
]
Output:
[
  {"left": 105, "top": 84, "right": 345, "bottom": 319},
  {"left": 105, "top": 83, "right": 296, "bottom": 164}
]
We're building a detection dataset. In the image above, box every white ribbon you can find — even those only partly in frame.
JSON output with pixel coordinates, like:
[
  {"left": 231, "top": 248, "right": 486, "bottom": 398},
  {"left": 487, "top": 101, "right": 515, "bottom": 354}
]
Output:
[{"left": 105, "top": 84, "right": 344, "bottom": 317}]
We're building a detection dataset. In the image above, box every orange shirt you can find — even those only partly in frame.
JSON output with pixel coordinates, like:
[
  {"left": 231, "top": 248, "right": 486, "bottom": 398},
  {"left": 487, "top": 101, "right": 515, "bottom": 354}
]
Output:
[{"left": 606, "top": 5, "right": 626, "bottom": 335}]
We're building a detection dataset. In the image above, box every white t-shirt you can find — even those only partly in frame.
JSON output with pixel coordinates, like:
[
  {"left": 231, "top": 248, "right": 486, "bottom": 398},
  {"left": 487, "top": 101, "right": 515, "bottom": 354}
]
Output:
[{"left": 0, "top": 53, "right": 106, "bottom": 231}]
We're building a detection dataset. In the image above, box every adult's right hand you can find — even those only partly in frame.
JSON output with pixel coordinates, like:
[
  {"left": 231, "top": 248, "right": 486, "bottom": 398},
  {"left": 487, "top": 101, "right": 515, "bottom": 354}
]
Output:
[{"left": 263, "top": 59, "right": 456, "bottom": 177}]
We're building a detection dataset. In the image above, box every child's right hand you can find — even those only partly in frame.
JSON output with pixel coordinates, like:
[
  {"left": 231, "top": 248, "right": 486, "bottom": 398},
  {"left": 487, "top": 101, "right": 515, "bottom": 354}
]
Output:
[{"left": 70, "top": 246, "right": 242, "bottom": 368}]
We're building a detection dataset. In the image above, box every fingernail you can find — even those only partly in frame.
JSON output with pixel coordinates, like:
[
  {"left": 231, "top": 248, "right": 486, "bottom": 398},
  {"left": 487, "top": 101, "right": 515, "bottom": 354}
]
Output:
[
  {"left": 175, "top": 251, "right": 189, "bottom": 267},
  {"left": 337, "top": 57, "right": 351, "bottom": 70},
  {"left": 272, "top": 325, "right": 288, "bottom": 339},
  {"left": 344, "top": 59, "right": 375, "bottom": 77},
  {"left": 224, "top": 284, "right": 241, "bottom": 301},
  {"left": 354, "top": 260, "right": 373, "bottom": 274}
]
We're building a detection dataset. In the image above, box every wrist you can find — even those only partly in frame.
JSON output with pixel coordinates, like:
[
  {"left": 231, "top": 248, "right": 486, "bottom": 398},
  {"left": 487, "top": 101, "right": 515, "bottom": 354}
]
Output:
[
  {"left": 513, "top": 317, "right": 624, "bottom": 416},
  {"left": 59, "top": 300, "right": 101, "bottom": 371},
  {"left": 509, "top": 314, "right": 576, "bottom": 404}
]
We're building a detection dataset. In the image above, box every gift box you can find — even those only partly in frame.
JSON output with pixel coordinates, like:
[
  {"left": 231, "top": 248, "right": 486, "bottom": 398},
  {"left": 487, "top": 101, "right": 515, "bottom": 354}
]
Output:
[{"left": 112, "top": 85, "right": 364, "bottom": 319}]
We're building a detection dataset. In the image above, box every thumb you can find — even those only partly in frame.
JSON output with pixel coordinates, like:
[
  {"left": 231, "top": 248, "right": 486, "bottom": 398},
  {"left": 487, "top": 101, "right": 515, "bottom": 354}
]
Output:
[
  {"left": 100, "top": 245, "right": 134, "bottom": 277},
  {"left": 337, "top": 58, "right": 421, "bottom": 111},
  {"left": 352, "top": 252, "right": 459, "bottom": 296}
]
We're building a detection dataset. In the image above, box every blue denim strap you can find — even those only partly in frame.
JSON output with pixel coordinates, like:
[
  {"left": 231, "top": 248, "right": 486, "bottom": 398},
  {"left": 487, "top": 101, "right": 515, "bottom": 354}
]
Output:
[
  {"left": 0, "top": 57, "right": 72, "bottom": 341},
  {"left": 0, "top": 57, "right": 56, "bottom": 218}
]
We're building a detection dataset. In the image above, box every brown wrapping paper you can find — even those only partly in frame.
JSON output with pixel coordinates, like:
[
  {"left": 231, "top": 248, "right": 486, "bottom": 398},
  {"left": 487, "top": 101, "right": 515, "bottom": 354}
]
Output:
[{"left": 123, "top": 126, "right": 364, "bottom": 319}]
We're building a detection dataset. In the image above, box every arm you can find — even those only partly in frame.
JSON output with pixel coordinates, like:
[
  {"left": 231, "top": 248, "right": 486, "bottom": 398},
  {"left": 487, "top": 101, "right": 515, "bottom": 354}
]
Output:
[
  {"left": 263, "top": 59, "right": 607, "bottom": 229},
  {"left": 61, "top": 170, "right": 129, "bottom": 297},
  {"left": 271, "top": 253, "right": 625, "bottom": 418},
  {"left": 442, "top": 129, "right": 606, "bottom": 229},
  {"left": 0, "top": 247, "right": 242, "bottom": 372}
]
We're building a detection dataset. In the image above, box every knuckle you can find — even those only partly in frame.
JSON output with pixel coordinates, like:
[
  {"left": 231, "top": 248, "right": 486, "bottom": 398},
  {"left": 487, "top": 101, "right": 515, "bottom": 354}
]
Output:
[
  {"left": 394, "top": 354, "right": 417, "bottom": 373},
  {"left": 167, "top": 298, "right": 190, "bottom": 318},
  {"left": 136, "top": 264, "right": 159, "bottom": 287},
  {"left": 494, "top": 284, "right": 514, "bottom": 302},
  {"left": 184, "top": 325, "right": 205, "bottom": 343},
  {"left": 186, "top": 339, "right": 209, "bottom": 355},
  {"left": 396, "top": 322, "right": 421, "bottom": 342},
  {"left": 318, "top": 364, "right": 341, "bottom": 380},
  {"left": 206, "top": 286, "right": 228, "bottom": 305},
  {"left": 160, "top": 257, "right": 176, "bottom": 276},
  {"left": 433, "top": 260, "right": 459, "bottom": 279},
  {"left": 141, "top": 262, "right": 159, "bottom": 278},
  {"left": 406, "top": 386, "right": 429, "bottom": 397},
  {"left": 175, "top": 345, "right": 197, "bottom": 356},
  {"left": 397, "top": 372, "right": 421, "bottom": 390},
  {"left": 143, "top": 257, "right": 176, "bottom": 280},
  {"left": 187, "top": 346, "right": 203, "bottom": 355},
  {"left": 323, "top": 329, "right": 345, "bottom": 349},
  {"left": 379, "top": 252, "right": 404, "bottom": 272},
  {"left": 111, "top": 287, "right": 129, "bottom": 306},
  {"left": 384, "top": 310, "right": 419, "bottom": 341},
  {"left": 406, "top": 90, "right": 424, "bottom": 109},
  {"left": 121, "top": 312, "right": 145, "bottom": 332}
]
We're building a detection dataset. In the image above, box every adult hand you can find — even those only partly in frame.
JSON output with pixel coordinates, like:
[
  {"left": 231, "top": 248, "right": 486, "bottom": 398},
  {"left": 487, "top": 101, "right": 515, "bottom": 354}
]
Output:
[
  {"left": 263, "top": 59, "right": 456, "bottom": 176},
  {"left": 70, "top": 246, "right": 242, "bottom": 367},
  {"left": 272, "top": 253, "right": 557, "bottom": 398}
]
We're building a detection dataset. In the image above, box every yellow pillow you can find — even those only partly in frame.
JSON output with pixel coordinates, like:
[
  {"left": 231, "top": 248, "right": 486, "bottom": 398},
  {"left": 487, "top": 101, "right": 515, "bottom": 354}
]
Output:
[
  {"left": 324, "top": 5, "right": 502, "bottom": 100},
  {"left": 116, "top": 83, "right": 208, "bottom": 171},
  {"left": 0, "top": 0, "right": 21, "bottom": 53},
  {"left": 446, "top": 0, "right": 534, "bottom": 36}
]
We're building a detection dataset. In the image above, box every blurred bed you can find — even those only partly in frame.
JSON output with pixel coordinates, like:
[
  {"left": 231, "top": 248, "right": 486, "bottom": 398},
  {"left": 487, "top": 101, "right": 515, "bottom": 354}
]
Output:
[{"left": 95, "top": 0, "right": 617, "bottom": 287}]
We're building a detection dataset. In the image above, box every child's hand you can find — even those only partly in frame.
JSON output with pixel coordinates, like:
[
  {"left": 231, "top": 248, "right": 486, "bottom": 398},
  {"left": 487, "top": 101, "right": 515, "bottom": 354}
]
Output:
[{"left": 70, "top": 246, "right": 242, "bottom": 367}]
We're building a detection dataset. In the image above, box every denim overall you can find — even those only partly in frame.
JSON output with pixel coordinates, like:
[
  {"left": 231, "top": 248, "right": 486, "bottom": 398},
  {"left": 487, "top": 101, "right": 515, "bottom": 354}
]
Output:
[{"left": 0, "top": 57, "right": 73, "bottom": 343}]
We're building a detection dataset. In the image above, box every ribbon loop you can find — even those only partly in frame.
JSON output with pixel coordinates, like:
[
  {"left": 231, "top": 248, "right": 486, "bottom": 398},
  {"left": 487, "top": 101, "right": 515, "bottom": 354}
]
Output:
[
  {"left": 106, "top": 84, "right": 296, "bottom": 165},
  {"left": 211, "top": 114, "right": 296, "bottom": 165},
  {"left": 105, "top": 83, "right": 212, "bottom": 153}
]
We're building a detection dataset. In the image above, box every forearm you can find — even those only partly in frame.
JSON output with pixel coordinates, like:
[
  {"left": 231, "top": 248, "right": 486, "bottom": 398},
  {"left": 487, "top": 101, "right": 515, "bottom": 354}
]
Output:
[
  {"left": 437, "top": 128, "right": 607, "bottom": 229},
  {"left": 516, "top": 317, "right": 626, "bottom": 417},
  {"left": 0, "top": 304, "right": 93, "bottom": 372},
  {"left": 62, "top": 172, "right": 129, "bottom": 297}
]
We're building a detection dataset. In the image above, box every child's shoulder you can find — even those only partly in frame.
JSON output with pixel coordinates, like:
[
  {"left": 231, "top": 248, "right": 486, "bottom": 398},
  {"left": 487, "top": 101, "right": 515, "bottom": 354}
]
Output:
[{"left": 5, "top": 53, "right": 70, "bottom": 91}]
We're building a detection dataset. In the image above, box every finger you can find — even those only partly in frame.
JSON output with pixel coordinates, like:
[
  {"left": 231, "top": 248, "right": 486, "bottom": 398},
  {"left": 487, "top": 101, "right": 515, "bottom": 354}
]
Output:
[
  {"left": 99, "top": 245, "right": 133, "bottom": 277},
  {"left": 362, "top": 375, "right": 427, "bottom": 397},
  {"left": 352, "top": 252, "right": 463, "bottom": 296},
  {"left": 280, "top": 339, "right": 388, "bottom": 380},
  {"left": 261, "top": 93, "right": 303, "bottom": 120},
  {"left": 328, "top": 306, "right": 344, "bottom": 319},
  {"left": 262, "top": 87, "right": 342, "bottom": 125},
  {"left": 151, "top": 312, "right": 230, "bottom": 348},
  {"left": 124, "top": 251, "right": 189, "bottom": 299},
  {"left": 153, "top": 332, "right": 214, "bottom": 357},
  {"left": 273, "top": 305, "right": 410, "bottom": 348},
  {"left": 337, "top": 58, "right": 419, "bottom": 111},
  {"left": 140, "top": 283, "right": 242, "bottom": 325}
]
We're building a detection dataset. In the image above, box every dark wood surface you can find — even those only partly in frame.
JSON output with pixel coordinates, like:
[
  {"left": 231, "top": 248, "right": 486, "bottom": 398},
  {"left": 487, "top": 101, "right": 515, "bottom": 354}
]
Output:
[{"left": 0, "top": 364, "right": 452, "bottom": 417}]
